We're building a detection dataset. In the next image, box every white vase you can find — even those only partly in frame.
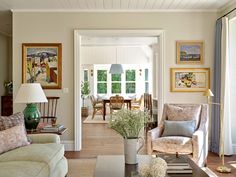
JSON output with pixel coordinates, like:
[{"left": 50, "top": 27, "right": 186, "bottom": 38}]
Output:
[{"left": 124, "top": 137, "right": 144, "bottom": 164}]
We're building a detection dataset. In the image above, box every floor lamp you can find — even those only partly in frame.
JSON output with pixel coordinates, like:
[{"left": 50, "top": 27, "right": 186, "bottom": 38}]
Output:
[{"left": 204, "top": 89, "right": 231, "bottom": 173}]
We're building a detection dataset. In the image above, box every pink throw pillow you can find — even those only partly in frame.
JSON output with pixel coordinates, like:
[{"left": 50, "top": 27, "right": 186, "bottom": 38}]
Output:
[{"left": 0, "top": 124, "right": 29, "bottom": 154}]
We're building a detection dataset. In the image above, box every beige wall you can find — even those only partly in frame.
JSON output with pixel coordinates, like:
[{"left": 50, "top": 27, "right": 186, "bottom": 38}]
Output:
[
  {"left": 12, "top": 12, "right": 217, "bottom": 141},
  {"left": 0, "top": 34, "right": 11, "bottom": 115}
]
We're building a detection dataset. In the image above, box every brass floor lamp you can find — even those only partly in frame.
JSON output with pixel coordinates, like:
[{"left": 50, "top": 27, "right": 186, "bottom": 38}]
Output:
[{"left": 204, "top": 89, "right": 231, "bottom": 173}]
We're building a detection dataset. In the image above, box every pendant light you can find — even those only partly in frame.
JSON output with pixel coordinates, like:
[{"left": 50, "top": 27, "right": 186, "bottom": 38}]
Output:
[{"left": 109, "top": 47, "right": 124, "bottom": 74}]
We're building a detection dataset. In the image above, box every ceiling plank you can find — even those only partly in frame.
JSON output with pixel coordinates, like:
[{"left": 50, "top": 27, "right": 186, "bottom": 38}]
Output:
[
  {"left": 145, "top": 0, "right": 156, "bottom": 9},
  {"left": 104, "top": 0, "right": 112, "bottom": 9},
  {"left": 120, "top": 0, "right": 129, "bottom": 9},
  {"left": 112, "top": 0, "right": 121, "bottom": 9}
]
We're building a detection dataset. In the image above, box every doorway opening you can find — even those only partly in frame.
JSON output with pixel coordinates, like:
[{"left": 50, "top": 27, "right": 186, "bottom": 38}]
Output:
[{"left": 74, "top": 30, "right": 165, "bottom": 151}]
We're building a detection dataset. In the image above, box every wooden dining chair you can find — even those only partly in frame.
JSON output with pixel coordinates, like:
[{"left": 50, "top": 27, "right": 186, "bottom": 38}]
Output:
[
  {"left": 144, "top": 93, "right": 153, "bottom": 117},
  {"left": 90, "top": 95, "right": 103, "bottom": 119},
  {"left": 109, "top": 95, "right": 124, "bottom": 115},
  {"left": 131, "top": 95, "right": 143, "bottom": 110},
  {"left": 38, "top": 96, "right": 60, "bottom": 125}
]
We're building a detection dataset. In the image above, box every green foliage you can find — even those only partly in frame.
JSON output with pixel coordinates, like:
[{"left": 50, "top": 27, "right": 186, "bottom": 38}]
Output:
[
  {"left": 81, "top": 81, "right": 91, "bottom": 107},
  {"left": 126, "top": 83, "right": 136, "bottom": 93},
  {"left": 97, "top": 70, "right": 107, "bottom": 81},
  {"left": 112, "top": 74, "right": 121, "bottom": 81},
  {"left": 108, "top": 109, "right": 148, "bottom": 139},
  {"left": 126, "top": 70, "right": 135, "bottom": 81},
  {"left": 112, "top": 83, "right": 121, "bottom": 94},
  {"left": 97, "top": 83, "right": 107, "bottom": 94}
]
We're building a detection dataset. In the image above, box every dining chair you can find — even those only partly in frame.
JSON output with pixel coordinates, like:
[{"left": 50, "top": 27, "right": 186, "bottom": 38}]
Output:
[
  {"left": 131, "top": 95, "right": 143, "bottom": 110},
  {"left": 144, "top": 93, "right": 153, "bottom": 116},
  {"left": 89, "top": 95, "right": 103, "bottom": 119},
  {"left": 109, "top": 95, "right": 124, "bottom": 115},
  {"left": 38, "top": 96, "right": 60, "bottom": 125}
]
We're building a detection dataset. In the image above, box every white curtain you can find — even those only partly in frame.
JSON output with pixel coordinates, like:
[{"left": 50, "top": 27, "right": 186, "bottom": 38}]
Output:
[{"left": 220, "top": 17, "right": 233, "bottom": 155}]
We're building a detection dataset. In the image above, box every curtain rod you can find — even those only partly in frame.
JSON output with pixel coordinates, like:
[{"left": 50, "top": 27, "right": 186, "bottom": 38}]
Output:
[{"left": 217, "top": 7, "right": 236, "bottom": 20}]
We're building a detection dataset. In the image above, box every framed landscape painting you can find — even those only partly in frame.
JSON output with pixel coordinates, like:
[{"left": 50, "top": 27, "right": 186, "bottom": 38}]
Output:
[
  {"left": 22, "top": 43, "right": 62, "bottom": 89},
  {"left": 170, "top": 68, "right": 210, "bottom": 92},
  {"left": 176, "top": 41, "right": 204, "bottom": 64}
]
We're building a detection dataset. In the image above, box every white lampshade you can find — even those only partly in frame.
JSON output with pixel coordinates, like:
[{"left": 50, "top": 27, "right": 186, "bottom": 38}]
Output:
[
  {"left": 109, "top": 64, "right": 124, "bottom": 74},
  {"left": 15, "top": 83, "right": 48, "bottom": 103},
  {"left": 203, "top": 89, "right": 214, "bottom": 97}
]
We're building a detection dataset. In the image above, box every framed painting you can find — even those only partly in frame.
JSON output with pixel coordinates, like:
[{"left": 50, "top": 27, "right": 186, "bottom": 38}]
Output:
[
  {"left": 170, "top": 68, "right": 210, "bottom": 92},
  {"left": 176, "top": 41, "right": 204, "bottom": 64},
  {"left": 22, "top": 43, "right": 62, "bottom": 89}
]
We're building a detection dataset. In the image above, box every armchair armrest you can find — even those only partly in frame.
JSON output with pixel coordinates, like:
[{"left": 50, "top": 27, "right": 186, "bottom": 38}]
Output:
[
  {"left": 147, "top": 126, "right": 163, "bottom": 154},
  {"left": 27, "top": 134, "right": 61, "bottom": 144},
  {"left": 192, "top": 128, "right": 208, "bottom": 167}
]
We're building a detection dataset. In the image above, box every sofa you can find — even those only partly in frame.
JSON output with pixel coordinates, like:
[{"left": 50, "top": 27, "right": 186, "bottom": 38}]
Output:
[{"left": 0, "top": 133, "right": 68, "bottom": 177}]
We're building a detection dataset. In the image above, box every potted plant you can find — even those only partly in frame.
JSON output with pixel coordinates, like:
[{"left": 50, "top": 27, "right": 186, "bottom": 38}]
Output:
[
  {"left": 81, "top": 81, "right": 91, "bottom": 117},
  {"left": 108, "top": 108, "right": 149, "bottom": 164}
]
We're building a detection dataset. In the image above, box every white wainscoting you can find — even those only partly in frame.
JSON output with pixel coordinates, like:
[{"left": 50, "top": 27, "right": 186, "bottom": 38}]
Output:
[{"left": 61, "top": 140, "right": 74, "bottom": 151}]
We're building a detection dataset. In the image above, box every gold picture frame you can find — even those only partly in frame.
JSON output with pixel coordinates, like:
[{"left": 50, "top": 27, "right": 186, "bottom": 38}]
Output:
[
  {"left": 170, "top": 68, "right": 210, "bottom": 92},
  {"left": 176, "top": 41, "right": 204, "bottom": 64},
  {"left": 22, "top": 43, "right": 62, "bottom": 89}
]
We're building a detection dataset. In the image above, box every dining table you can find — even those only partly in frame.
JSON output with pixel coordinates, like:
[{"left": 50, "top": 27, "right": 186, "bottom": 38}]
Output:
[{"left": 102, "top": 98, "right": 132, "bottom": 120}]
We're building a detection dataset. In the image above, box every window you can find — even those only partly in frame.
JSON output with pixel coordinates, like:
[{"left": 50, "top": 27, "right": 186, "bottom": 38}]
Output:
[
  {"left": 125, "top": 70, "right": 136, "bottom": 93},
  {"left": 97, "top": 70, "right": 107, "bottom": 94},
  {"left": 145, "top": 68, "right": 149, "bottom": 93},
  {"left": 83, "top": 69, "right": 88, "bottom": 82},
  {"left": 111, "top": 74, "right": 121, "bottom": 94}
]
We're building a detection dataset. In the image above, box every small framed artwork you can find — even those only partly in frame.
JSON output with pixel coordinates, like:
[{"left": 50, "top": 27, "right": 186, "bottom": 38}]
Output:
[
  {"left": 170, "top": 68, "right": 210, "bottom": 92},
  {"left": 176, "top": 41, "right": 204, "bottom": 64},
  {"left": 22, "top": 43, "right": 62, "bottom": 89}
]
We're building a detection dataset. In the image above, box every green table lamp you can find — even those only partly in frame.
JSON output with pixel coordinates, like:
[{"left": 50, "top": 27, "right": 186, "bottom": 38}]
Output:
[{"left": 15, "top": 83, "right": 48, "bottom": 131}]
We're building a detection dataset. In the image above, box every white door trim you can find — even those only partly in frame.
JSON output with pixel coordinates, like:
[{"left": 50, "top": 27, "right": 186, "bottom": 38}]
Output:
[{"left": 74, "top": 29, "right": 165, "bottom": 151}]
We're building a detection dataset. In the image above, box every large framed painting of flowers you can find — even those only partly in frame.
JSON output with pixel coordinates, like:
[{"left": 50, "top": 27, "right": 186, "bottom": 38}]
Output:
[
  {"left": 170, "top": 68, "right": 210, "bottom": 92},
  {"left": 22, "top": 43, "right": 62, "bottom": 89}
]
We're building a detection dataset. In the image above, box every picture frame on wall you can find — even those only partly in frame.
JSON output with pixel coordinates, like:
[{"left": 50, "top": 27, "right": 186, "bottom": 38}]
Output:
[
  {"left": 170, "top": 68, "right": 210, "bottom": 92},
  {"left": 22, "top": 43, "right": 62, "bottom": 89},
  {"left": 176, "top": 41, "right": 204, "bottom": 64}
]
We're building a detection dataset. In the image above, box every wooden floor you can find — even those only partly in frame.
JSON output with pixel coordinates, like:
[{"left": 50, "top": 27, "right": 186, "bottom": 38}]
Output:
[{"left": 65, "top": 116, "right": 236, "bottom": 177}]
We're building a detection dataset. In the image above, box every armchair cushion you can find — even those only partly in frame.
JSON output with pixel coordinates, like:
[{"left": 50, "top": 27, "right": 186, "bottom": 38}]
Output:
[
  {"left": 162, "top": 120, "right": 196, "bottom": 137},
  {"left": 166, "top": 105, "right": 201, "bottom": 128},
  {"left": 152, "top": 136, "right": 192, "bottom": 154}
]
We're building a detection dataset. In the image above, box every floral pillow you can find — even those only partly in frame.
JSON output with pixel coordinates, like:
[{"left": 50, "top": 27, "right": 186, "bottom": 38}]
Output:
[
  {"left": 0, "top": 124, "right": 29, "bottom": 154},
  {"left": 0, "top": 112, "right": 24, "bottom": 131}
]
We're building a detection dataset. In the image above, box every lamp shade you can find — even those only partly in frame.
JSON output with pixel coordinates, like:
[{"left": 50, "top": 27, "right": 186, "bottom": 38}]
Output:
[
  {"left": 15, "top": 83, "right": 48, "bottom": 103},
  {"left": 203, "top": 89, "right": 214, "bottom": 97},
  {"left": 109, "top": 64, "right": 124, "bottom": 74}
]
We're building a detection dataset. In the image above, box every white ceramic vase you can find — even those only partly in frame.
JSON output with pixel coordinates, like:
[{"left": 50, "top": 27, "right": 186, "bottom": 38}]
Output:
[{"left": 124, "top": 137, "right": 144, "bottom": 164}]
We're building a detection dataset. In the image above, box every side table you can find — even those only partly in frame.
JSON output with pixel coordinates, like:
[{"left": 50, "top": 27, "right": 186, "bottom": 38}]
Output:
[{"left": 27, "top": 127, "right": 68, "bottom": 135}]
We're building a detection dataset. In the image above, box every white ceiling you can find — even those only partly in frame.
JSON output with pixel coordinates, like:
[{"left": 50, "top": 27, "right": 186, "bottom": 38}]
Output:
[
  {"left": 0, "top": 0, "right": 233, "bottom": 11},
  {"left": 0, "top": 0, "right": 234, "bottom": 36}
]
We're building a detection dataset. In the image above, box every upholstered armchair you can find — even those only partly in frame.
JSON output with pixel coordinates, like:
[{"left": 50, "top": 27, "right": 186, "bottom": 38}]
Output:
[{"left": 147, "top": 103, "right": 209, "bottom": 167}]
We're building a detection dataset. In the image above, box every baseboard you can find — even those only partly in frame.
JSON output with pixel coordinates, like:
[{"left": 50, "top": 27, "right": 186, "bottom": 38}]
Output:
[
  {"left": 232, "top": 144, "right": 236, "bottom": 154},
  {"left": 61, "top": 140, "right": 74, "bottom": 151}
]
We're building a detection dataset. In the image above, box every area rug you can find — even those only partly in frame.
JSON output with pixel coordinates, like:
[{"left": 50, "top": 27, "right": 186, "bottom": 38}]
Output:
[
  {"left": 67, "top": 158, "right": 96, "bottom": 177},
  {"left": 83, "top": 115, "right": 110, "bottom": 124}
]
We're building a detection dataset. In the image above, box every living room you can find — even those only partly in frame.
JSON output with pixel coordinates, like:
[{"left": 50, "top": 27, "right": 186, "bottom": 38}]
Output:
[{"left": 0, "top": 0, "right": 236, "bottom": 177}]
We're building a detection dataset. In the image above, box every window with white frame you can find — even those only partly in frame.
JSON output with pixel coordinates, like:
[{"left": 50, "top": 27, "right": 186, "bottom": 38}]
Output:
[
  {"left": 97, "top": 70, "right": 107, "bottom": 94},
  {"left": 93, "top": 64, "right": 151, "bottom": 96},
  {"left": 111, "top": 74, "right": 122, "bottom": 94},
  {"left": 125, "top": 70, "right": 136, "bottom": 94}
]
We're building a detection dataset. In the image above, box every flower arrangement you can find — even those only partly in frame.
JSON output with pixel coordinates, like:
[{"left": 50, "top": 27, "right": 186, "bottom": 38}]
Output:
[
  {"left": 81, "top": 81, "right": 91, "bottom": 107},
  {"left": 139, "top": 157, "right": 167, "bottom": 177},
  {"left": 4, "top": 81, "right": 13, "bottom": 95},
  {"left": 108, "top": 108, "right": 148, "bottom": 139}
]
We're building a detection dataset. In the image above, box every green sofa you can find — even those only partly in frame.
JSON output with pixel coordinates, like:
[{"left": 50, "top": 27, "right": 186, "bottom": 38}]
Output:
[{"left": 0, "top": 133, "right": 68, "bottom": 177}]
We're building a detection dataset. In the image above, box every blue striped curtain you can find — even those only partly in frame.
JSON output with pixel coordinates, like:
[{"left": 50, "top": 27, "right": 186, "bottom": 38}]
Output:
[{"left": 210, "top": 19, "right": 222, "bottom": 154}]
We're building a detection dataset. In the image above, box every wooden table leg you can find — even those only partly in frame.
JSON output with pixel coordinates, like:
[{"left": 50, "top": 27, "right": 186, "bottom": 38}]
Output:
[{"left": 103, "top": 101, "right": 106, "bottom": 120}]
